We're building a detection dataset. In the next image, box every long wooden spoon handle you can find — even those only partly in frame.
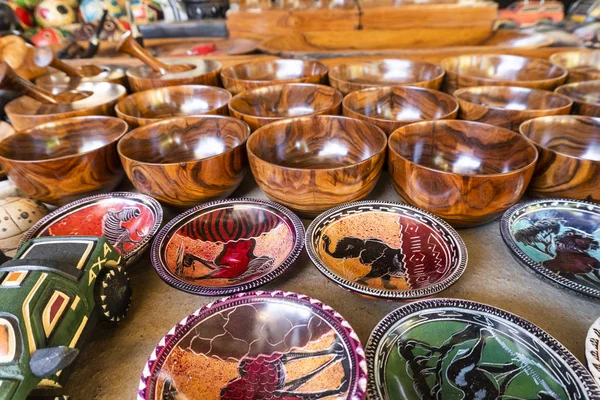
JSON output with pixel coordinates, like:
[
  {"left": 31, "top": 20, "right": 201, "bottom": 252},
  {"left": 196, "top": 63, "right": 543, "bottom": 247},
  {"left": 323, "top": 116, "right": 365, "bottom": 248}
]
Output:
[
  {"left": 0, "top": 62, "right": 59, "bottom": 104},
  {"left": 50, "top": 56, "right": 82, "bottom": 77},
  {"left": 116, "top": 31, "right": 170, "bottom": 74}
]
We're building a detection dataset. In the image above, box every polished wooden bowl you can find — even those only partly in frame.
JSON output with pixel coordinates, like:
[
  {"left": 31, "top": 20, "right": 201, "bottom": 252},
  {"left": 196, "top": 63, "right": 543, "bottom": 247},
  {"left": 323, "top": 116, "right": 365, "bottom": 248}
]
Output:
[
  {"left": 117, "top": 32, "right": 222, "bottom": 92},
  {"left": 440, "top": 54, "right": 568, "bottom": 94},
  {"left": 220, "top": 59, "right": 328, "bottom": 95},
  {"left": 0, "top": 116, "right": 127, "bottom": 206},
  {"left": 228, "top": 83, "right": 342, "bottom": 131},
  {"left": 388, "top": 120, "right": 538, "bottom": 227},
  {"left": 116, "top": 85, "right": 231, "bottom": 128},
  {"left": 454, "top": 86, "right": 572, "bottom": 131},
  {"left": 328, "top": 59, "right": 445, "bottom": 95},
  {"left": 550, "top": 50, "right": 600, "bottom": 83},
  {"left": 555, "top": 80, "right": 600, "bottom": 117},
  {"left": 342, "top": 86, "right": 459, "bottom": 135},
  {"left": 118, "top": 116, "right": 250, "bottom": 207},
  {"left": 520, "top": 115, "right": 600, "bottom": 201},
  {"left": 36, "top": 64, "right": 129, "bottom": 92},
  {"left": 247, "top": 115, "right": 387, "bottom": 217}
]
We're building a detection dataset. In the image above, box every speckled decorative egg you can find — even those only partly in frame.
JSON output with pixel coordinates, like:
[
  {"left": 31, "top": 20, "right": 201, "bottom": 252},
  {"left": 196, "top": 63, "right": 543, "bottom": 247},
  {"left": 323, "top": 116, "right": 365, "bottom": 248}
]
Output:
[
  {"left": 0, "top": 197, "right": 49, "bottom": 256},
  {"left": 30, "top": 27, "right": 67, "bottom": 46},
  {"left": 35, "top": 0, "right": 76, "bottom": 27},
  {"left": 131, "top": 0, "right": 163, "bottom": 24},
  {"left": 79, "top": 0, "right": 125, "bottom": 23}
]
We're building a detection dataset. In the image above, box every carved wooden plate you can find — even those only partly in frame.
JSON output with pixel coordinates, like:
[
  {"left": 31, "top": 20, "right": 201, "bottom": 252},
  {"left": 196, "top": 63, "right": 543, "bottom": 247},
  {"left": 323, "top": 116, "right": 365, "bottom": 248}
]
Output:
[
  {"left": 366, "top": 298, "right": 600, "bottom": 399},
  {"left": 500, "top": 198, "right": 600, "bottom": 300},
  {"left": 20, "top": 192, "right": 163, "bottom": 266},
  {"left": 151, "top": 198, "right": 304, "bottom": 296},
  {"left": 306, "top": 201, "right": 467, "bottom": 300},
  {"left": 586, "top": 316, "right": 600, "bottom": 387},
  {"left": 137, "top": 290, "right": 367, "bottom": 400}
]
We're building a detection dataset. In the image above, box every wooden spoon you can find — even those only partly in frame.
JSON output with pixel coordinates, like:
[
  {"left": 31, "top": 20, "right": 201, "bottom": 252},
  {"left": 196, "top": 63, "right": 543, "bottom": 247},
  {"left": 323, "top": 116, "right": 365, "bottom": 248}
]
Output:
[{"left": 116, "top": 31, "right": 191, "bottom": 75}]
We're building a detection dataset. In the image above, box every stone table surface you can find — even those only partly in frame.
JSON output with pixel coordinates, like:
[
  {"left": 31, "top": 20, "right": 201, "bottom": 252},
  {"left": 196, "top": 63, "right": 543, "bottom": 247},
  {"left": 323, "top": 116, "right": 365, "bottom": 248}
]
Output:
[{"left": 63, "top": 172, "right": 600, "bottom": 399}]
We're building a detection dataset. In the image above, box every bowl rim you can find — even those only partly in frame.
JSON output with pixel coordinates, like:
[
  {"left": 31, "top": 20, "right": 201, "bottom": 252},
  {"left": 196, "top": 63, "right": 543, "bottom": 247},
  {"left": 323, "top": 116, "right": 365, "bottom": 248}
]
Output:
[
  {"left": 454, "top": 85, "right": 574, "bottom": 112},
  {"left": 125, "top": 59, "right": 222, "bottom": 81},
  {"left": 228, "top": 82, "right": 343, "bottom": 121},
  {"left": 115, "top": 84, "right": 232, "bottom": 122},
  {"left": 554, "top": 80, "right": 600, "bottom": 105},
  {"left": 305, "top": 200, "right": 468, "bottom": 300},
  {"left": 247, "top": 114, "right": 388, "bottom": 172},
  {"left": 220, "top": 59, "right": 329, "bottom": 85},
  {"left": 342, "top": 85, "right": 459, "bottom": 124},
  {"left": 150, "top": 197, "right": 305, "bottom": 296},
  {"left": 388, "top": 119, "right": 539, "bottom": 178},
  {"left": 117, "top": 115, "right": 251, "bottom": 166},
  {"left": 328, "top": 58, "right": 445, "bottom": 88},
  {"left": 0, "top": 116, "right": 128, "bottom": 163},
  {"left": 519, "top": 115, "right": 600, "bottom": 161},
  {"left": 549, "top": 49, "right": 600, "bottom": 69},
  {"left": 440, "top": 53, "right": 568, "bottom": 85}
]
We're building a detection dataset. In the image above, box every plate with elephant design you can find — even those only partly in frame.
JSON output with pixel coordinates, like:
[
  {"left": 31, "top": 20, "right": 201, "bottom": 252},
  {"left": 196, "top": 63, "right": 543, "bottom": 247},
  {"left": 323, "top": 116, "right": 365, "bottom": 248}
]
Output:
[
  {"left": 500, "top": 199, "right": 600, "bottom": 300},
  {"left": 151, "top": 198, "right": 304, "bottom": 296},
  {"left": 366, "top": 298, "right": 600, "bottom": 399},
  {"left": 305, "top": 201, "right": 468, "bottom": 300},
  {"left": 20, "top": 192, "right": 163, "bottom": 266}
]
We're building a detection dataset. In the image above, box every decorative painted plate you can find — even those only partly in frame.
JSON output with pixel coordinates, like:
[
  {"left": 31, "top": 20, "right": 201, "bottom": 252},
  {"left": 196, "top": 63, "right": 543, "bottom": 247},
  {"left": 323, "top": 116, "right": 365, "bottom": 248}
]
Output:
[
  {"left": 151, "top": 198, "right": 304, "bottom": 296},
  {"left": 500, "top": 198, "right": 600, "bottom": 300},
  {"left": 20, "top": 192, "right": 162, "bottom": 265},
  {"left": 586, "top": 316, "right": 600, "bottom": 387},
  {"left": 306, "top": 201, "right": 468, "bottom": 300},
  {"left": 137, "top": 290, "right": 367, "bottom": 400},
  {"left": 366, "top": 298, "right": 600, "bottom": 400}
]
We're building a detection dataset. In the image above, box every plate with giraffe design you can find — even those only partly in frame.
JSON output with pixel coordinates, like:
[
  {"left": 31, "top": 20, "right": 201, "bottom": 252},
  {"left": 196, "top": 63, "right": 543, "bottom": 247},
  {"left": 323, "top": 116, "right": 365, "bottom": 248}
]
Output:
[
  {"left": 151, "top": 198, "right": 304, "bottom": 296},
  {"left": 366, "top": 298, "right": 600, "bottom": 400},
  {"left": 20, "top": 192, "right": 162, "bottom": 266},
  {"left": 137, "top": 290, "right": 367, "bottom": 400},
  {"left": 586, "top": 316, "right": 600, "bottom": 387},
  {"left": 306, "top": 201, "right": 468, "bottom": 300}
]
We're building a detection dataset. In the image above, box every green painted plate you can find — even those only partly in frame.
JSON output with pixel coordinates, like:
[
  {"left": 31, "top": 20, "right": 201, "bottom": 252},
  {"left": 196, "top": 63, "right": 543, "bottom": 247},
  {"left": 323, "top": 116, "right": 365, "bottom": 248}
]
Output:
[{"left": 366, "top": 299, "right": 600, "bottom": 400}]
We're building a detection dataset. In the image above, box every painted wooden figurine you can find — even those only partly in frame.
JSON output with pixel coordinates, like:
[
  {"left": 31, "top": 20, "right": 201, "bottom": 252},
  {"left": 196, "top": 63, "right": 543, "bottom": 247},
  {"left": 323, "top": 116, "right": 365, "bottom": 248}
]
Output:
[{"left": 0, "top": 236, "right": 132, "bottom": 399}]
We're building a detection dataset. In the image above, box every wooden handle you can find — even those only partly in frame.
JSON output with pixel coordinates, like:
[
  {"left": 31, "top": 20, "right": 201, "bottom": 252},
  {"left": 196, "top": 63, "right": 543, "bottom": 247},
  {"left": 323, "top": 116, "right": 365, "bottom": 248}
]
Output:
[
  {"left": 0, "top": 62, "right": 58, "bottom": 104},
  {"left": 116, "top": 31, "right": 171, "bottom": 74},
  {"left": 50, "top": 57, "right": 82, "bottom": 78}
]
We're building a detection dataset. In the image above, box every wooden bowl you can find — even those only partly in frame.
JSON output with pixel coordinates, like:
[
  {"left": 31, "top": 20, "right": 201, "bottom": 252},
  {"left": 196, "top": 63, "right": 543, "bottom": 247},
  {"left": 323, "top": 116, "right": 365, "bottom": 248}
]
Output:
[
  {"left": 228, "top": 83, "right": 342, "bottom": 131},
  {"left": 440, "top": 54, "right": 568, "bottom": 95},
  {"left": 5, "top": 81, "right": 127, "bottom": 131},
  {"left": 126, "top": 59, "right": 222, "bottom": 92},
  {"left": 35, "top": 64, "right": 128, "bottom": 92},
  {"left": 555, "top": 80, "right": 600, "bottom": 117},
  {"left": 550, "top": 50, "right": 600, "bottom": 83},
  {"left": 116, "top": 85, "right": 231, "bottom": 129},
  {"left": 520, "top": 115, "right": 600, "bottom": 201},
  {"left": 118, "top": 116, "right": 250, "bottom": 207},
  {"left": 388, "top": 120, "right": 538, "bottom": 227},
  {"left": 342, "top": 86, "right": 459, "bottom": 135},
  {"left": 220, "top": 59, "right": 328, "bottom": 95},
  {"left": 0, "top": 116, "right": 127, "bottom": 206},
  {"left": 454, "top": 86, "right": 573, "bottom": 131},
  {"left": 328, "top": 59, "right": 445, "bottom": 95},
  {"left": 247, "top": 115, "right": 387, "bottom": 217}
]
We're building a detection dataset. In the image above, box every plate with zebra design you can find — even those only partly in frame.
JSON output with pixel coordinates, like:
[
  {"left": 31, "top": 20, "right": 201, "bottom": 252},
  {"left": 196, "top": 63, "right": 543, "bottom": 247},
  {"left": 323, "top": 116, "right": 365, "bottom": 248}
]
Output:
[
  {"left": 366, "top": 298, "right": 600, "bottom": 400},
  {"left": 20, "top": 192, "right": 163, "bottom": 266},
  {"left": 150, "top": 198, "right": 305, "bottom": 295},
  {"left": 586, "top": 316, "right": 600, "bottom": 387}
]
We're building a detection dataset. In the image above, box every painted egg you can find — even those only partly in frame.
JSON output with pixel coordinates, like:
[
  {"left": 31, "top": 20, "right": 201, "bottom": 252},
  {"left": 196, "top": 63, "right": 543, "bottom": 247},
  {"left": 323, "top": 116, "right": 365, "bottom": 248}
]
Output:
[
  {"left": 79, "top": 0, "right": 125, "bottom": 23},
  {"left": 34, "top": 0, "right": 76, "bottom": 28},
  {"left": 6, "top": 3, "right": 35, "bottom": 28},
  {"left": 13, "top": 0, "right": 42, "bottom": 11},
  {"left": 131, "top": 0, "right": 163, "bottom": 24},
  {"left": 30, "top": 27, "right": 66, "bottom": 46},
  {"left": 0, "top": 197, "right": 49, "bottom": 256}
]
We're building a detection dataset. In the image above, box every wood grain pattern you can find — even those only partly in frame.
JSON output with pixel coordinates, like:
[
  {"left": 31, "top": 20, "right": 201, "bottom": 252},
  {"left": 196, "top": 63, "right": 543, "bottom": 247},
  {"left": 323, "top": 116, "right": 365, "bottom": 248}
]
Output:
[
  {"left": 220, "top": 59, "right": 328, "bottom": 95},
  {"left": 118, "top": 116, "right": 250, "bottom": 207},
  {"left": 555, "top": 80, "right": 600, "bottom": 117},
  {"left": 440, "top": 54, "right": 567, "bottom": 95},
  {"left": 520, "top": 115, "right": 600, "bottom": 201},
  {"left": 36, "top": 64, "right": 129, "bottom": 92},
  {"left": 0, "top": 116, "right": 127, "bottom": 205},
  {"left": 550, "top": 50, "right": 600, "bottom": 83},
  {"left": 328, "top": 59, "right": 444, "bottom": 95},
  {"left": 0, "top": 121, "right": 15, "bottom": 179},
  {"left": 388, "top": 120, "right": 538, "bottom": 227},
  {"left": 0, "top": 36, "right": 49, "bottom": 81},
  {"left": 0, "top": 63, "right": 127, "bottom": 131},
  {"left": 455, "top": 86, "right": 572, "bottom": 131},
  {"left": 228, "top": 83, "right": 342, "bottom": 131},
  {"left": 116, "top": 85, "right": 231, "bottom": 129},
  {"left": 343, "top": 86, "right": 458, "bottom": 135},
  {"left": 247, "top": 115, "right": 387, "bottom": 217}
]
